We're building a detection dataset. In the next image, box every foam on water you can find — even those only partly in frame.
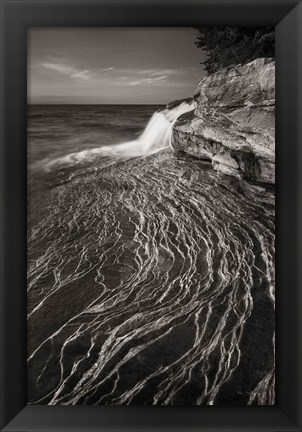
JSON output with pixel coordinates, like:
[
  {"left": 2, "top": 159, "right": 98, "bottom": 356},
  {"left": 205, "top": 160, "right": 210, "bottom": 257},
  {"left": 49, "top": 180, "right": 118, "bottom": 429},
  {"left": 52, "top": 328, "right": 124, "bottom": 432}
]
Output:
[
  {"left": 37, "top": 102, "right": 193, "bottom": 172},
  {"left": 27, "top": 103, "right": 275, "bottom": 406}
]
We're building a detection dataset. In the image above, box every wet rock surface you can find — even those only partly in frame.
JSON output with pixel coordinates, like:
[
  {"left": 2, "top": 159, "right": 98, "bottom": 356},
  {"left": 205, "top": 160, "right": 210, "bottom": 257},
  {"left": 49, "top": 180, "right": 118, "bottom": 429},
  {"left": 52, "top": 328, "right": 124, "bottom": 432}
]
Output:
[{"left": 27, "top": 150, "right": 275, "bottom": 405}]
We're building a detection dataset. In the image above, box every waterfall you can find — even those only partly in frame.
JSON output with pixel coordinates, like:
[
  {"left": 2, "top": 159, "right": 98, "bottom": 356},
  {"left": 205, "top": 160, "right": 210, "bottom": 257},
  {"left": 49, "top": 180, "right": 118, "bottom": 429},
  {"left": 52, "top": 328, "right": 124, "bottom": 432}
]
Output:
[
  {"left": 134, "top": 101, "right": 194, "bottom": 154},
  {"left": 41, "top": 101, "right": 194, "bottom": 172},
  {"left": 28, "top": 100, "right": 275, "bottom": 406},
  {"left": 28, "top": 143, "right": 275, "bottom": 406}
]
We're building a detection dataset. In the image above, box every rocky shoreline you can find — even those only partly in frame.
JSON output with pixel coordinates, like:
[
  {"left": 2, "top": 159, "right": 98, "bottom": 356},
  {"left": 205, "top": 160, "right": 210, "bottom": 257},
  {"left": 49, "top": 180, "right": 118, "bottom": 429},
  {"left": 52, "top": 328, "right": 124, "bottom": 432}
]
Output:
[{"left": 171, "top": 58, "right": 275, "bottom": 186}]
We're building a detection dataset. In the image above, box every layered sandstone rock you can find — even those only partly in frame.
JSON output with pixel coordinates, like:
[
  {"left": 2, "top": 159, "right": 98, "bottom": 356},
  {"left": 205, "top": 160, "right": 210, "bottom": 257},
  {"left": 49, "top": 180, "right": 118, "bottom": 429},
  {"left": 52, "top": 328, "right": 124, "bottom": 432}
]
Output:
[{"left": 171, "top": 58, "right": 275, "bottom": 184}]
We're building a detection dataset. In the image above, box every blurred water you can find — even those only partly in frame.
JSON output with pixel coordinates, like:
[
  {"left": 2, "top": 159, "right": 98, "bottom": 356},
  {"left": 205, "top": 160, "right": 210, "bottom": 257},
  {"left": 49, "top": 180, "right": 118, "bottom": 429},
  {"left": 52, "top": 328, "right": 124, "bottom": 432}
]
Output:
[
  {"left": 27, "top": 104, "right": 164, "bottom": 224},
  {"left": 27, "top": 105, "right": 164, "bottom": 166},
  {"left": 30, "top": 102, "right": 193, "bottom": 172},
  {"left": 27, "top": 103, "right": 275, "bottom": 406}
]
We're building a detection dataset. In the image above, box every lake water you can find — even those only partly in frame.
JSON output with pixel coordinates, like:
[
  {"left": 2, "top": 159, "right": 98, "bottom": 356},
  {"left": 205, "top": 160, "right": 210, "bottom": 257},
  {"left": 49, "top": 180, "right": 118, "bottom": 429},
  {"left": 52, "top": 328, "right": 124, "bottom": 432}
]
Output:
[{"left": 27, "top": 104, "right": 275, "bottom": 406}]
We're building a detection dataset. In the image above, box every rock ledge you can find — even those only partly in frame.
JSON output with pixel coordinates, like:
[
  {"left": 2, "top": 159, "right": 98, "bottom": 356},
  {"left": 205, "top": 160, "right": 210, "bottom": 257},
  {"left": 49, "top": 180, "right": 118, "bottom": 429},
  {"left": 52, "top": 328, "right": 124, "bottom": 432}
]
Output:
[{"left": 171, "top": 58, "right": 275, "bottom": 184}]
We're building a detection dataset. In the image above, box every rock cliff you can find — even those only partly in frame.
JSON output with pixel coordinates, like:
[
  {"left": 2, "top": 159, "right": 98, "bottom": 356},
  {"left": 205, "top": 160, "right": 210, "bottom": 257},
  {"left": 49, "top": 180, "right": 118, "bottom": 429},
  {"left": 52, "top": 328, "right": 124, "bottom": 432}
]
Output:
[{"left": 171, "top": 58, "right": 275, "bottom": 184}]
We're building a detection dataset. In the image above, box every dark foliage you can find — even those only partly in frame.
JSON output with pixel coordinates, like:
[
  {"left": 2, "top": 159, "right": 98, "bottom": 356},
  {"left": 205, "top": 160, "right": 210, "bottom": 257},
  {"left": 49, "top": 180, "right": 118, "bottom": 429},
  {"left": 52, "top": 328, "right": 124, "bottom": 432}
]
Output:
[{"left": 195, "top": 27, "right": 275, "bottom": 74}]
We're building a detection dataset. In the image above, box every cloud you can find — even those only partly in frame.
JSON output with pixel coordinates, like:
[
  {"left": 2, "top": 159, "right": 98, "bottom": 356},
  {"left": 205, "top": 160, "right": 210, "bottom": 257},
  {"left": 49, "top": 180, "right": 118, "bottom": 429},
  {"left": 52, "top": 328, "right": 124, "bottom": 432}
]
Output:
[
  {"left": 147, "top": 69, "right": 178, "bottom": 76},
  {"left": 41, "top": 62, "right": 116, "bottom": 81},
  {"left": 120, "top": 68, "right": 194, "bottom": 78},
  {"left": 72, "top": 70, "right": 92, "bottom": 80},
  {"left": 120, "top": 68, "right": 177, "bottom": 77},
  {"left": 128, "top": 75, "right": 168, "bottom": 86},
  {"left": 42, "top": 62, "right": 93, "bottom": 80}
]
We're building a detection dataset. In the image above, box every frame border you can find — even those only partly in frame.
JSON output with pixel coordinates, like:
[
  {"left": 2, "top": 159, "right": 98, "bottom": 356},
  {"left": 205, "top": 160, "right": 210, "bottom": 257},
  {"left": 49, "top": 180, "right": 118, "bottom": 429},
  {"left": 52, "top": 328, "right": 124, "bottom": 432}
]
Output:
[{"left": 1, "top": 0, "right": 301, "bottom": 431}]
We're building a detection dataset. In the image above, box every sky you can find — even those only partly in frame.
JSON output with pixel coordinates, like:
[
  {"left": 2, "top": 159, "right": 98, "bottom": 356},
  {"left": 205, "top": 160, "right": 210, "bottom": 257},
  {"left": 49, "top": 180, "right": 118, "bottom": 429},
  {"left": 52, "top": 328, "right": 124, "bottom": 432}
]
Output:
[{"left": 28, "top": 28, "right": 206, "bottom": 104}]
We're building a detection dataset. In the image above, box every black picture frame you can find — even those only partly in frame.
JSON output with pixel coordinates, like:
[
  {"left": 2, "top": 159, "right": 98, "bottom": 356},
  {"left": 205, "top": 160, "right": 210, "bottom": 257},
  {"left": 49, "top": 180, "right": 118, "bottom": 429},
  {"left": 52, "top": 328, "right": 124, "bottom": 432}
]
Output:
[{"left": 0, "top": 0, "right": 301, "bottom": 431}]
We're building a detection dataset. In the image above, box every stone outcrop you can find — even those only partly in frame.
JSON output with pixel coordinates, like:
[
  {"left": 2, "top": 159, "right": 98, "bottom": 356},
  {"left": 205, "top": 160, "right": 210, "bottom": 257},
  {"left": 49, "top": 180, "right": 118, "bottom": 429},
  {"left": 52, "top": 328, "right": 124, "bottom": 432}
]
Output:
[{"left": 171, "top": 58, "right": 275, "bottom": 184}]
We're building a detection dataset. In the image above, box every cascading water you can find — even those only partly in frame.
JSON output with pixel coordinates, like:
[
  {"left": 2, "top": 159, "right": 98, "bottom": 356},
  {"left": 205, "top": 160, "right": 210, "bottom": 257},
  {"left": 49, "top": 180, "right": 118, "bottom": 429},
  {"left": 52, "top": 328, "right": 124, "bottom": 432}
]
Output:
[
  {"left": 27, "top": 102, "right": 275, "bottom": 406},
  {"left": 40, "top": 102, "right": 194, "bottom": 172}
]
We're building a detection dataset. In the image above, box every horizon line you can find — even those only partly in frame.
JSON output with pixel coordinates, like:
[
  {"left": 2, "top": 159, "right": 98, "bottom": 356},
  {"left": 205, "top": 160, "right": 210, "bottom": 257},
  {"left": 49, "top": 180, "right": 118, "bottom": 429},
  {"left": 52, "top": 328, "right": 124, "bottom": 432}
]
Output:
[{"left": 27, "top": 102, "right": 167, "bottom": 106}]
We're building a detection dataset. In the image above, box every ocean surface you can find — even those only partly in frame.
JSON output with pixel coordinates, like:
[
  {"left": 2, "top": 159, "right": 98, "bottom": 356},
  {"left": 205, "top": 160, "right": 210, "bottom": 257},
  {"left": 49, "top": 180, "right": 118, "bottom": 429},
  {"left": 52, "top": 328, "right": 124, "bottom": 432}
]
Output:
[
  {"left": 28, "top": 105, "right": 164, "bottom": 225},
  {"left": 28, "top": 105, "right": 163, "bottom": 165},
  {"left": 27, "top": 104, "right": 275, "bottom": 405}
]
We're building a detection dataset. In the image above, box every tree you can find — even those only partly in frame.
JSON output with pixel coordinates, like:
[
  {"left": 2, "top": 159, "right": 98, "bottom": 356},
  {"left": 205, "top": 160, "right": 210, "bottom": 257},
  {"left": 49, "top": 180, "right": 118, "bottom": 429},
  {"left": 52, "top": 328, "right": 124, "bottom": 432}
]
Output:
[{"left": 195, "top": 27, "right": 275, "bottom": 74}]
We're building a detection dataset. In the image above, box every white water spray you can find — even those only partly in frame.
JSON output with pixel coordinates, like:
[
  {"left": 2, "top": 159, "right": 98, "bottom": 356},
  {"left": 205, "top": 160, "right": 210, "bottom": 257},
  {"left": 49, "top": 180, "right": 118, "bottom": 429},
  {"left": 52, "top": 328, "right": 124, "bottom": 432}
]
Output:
[{"left": 40, "top": 101, "right": 194, "bottom": 171}]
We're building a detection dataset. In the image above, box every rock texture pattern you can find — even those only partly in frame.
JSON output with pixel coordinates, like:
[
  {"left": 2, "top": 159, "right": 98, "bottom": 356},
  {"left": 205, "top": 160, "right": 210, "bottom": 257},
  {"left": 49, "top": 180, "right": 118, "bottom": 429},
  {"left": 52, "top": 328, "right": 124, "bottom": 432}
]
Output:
[{"left": 171, "top": 58, "right": 275, "bottom": 184}]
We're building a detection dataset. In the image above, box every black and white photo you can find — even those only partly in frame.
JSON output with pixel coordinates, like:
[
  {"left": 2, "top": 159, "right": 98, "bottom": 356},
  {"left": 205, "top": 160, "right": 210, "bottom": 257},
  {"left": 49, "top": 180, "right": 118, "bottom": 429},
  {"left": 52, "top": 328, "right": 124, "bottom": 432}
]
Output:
[{"left": 27, "top": 27, "right": 275, "bottom": 406}]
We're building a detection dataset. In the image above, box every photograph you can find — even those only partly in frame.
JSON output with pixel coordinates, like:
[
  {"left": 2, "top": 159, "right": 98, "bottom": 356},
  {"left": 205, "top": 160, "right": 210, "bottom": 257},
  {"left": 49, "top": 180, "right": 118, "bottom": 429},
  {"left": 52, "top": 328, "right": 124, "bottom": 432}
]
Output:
[{"left": 27, "top": 26, "right": 275, "bottom": 406}]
